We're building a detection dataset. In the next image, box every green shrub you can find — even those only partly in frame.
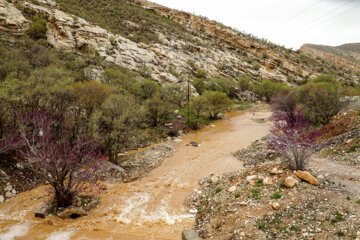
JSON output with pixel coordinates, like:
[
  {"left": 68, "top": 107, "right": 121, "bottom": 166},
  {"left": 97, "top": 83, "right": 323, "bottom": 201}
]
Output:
[
  {"left": 297, "top": 76, "right": 342, "bottom": 124},
  {"left": 202, "top": 91, "right": 233, "bottom": 119},
  {"left": 192, "top": 78, "right": 206, "bottom": 95},
  {"left": 270, "top": 192, "right": 282, "bottom": 199},
  {"left": 238, "top": 76, "right": 251, "bottom": 91},
  {"left": 27, "top": 15, "right": 47, "bottom": 40},
  {"left": 195, "top": 68, "right": 208, "bottom": 79},
  {"left": 206, "top": 77, "right": 231, "bottom": 95},
  {"left": 253, "top": 80, "right": 291, "bottom": 102}
]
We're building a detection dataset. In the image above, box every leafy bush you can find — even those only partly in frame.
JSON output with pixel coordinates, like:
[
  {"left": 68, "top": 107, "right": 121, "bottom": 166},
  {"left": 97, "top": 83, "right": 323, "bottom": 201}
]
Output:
[
  {"left": 238, "top": 75, "right": 252, "bottom": 91},
  {"left": 73, "top": 81, "right": 111, "bottom": 117},
  {"left": 93, "top": 94, "right": 142, "bottom": 163},
  {"left": 297, "top": 75, "right": 342, "bottom": 124},
  {"left": 253, "top": 80, "right": 291, "bottom": 102},
  {"left": 192, "top": 78, "right": 206, "bottom": 95},
  {"left": 206, "top": 77, "right": 231, "bottom": 95},
  {"left": 202, "top": 91, "right": 233, "bottom": 119},
  {"left": 27, "top": 15, "right": 47, "bottom": 40}
]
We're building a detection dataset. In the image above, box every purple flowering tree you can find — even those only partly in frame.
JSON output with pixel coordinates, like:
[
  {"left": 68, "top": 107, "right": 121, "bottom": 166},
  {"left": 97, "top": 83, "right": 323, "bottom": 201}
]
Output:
[
  {"left": 268, "top": 111, "right": 322, "bottom": 170},
  {"left": 0, "top": 112, "right": 104, "bottom": 207}
]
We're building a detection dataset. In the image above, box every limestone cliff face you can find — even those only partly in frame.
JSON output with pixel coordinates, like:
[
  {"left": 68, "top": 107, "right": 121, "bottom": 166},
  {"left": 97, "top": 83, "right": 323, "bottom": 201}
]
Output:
[
  {"left": 0, "top": 0, "right": 356, "bottom": 86},
  {"left": 301, "top": 44, "right": 360, "bottom": 72},
  {"left": 0, "top": 0, "right": 28, "bottom": 41}
]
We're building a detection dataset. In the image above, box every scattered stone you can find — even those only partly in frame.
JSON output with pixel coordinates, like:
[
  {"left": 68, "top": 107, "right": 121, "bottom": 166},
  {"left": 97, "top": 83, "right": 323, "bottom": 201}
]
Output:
[
  {"left": 271, "top": 202, "right": 281, "bottom": 210},
  {"left": 0, "top": 195, "right": 4, "bottom": 203},
  {"left": 240, "top": 201, "right": 248, "bottom": 206},
  {"left": 57, "top": 206, "right": 86, "bottom": 219},
  {"left": 189, "top": 209, "right": 198, "bottom": 214},
  {"left": 296, "top": 171, "right": 320, "bottom": 185},
  {"left": 190, "top": 142, "right": 199, "bottom": 147},
  {"left": 182, "top": 230, "right": 201, "bottom": 240},
  {"left": 270, "top": 168, "right": 283, "bottom": 175},
  {"left": 11, "top": 189, "right": 16, "bottom": 194},
  {"left": 263, "top": 177, "right": 272, "bottom": 185},
  {"left": 317, "top": 175, "right": 324, "bottom": 180},
  {"left": 284, "top": 176, "right": 298, "bottom": 188},
  {"left": 15, "top": 163, "right": 25, "bottom": 169},
  {"left": 240, "top": 232, "right": 245, "bottom": 237},
  {"left": 5, "top": 191, "right": 15, "bottom": 198},
  {"left": 34, "top": 202, "right": 51, "bottom": 219},
  {"left": 0, "top": 169, "right": 9, "bottom": 179},
  {"left": 211, "top": 176, "right": 219, "bottom": 183},
  {"left": 246, "top": 175, "right": 257, "bottom": 183},
  {"left": 4, "top": 184, "right": 12, "bottom": 192},
  {"left": 228, "top": 186, "right": 237, "bottom": 192}
]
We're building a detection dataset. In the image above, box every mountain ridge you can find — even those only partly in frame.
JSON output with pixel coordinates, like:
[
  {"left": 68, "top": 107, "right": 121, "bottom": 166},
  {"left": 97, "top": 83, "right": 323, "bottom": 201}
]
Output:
[
  {"left": 0, "top": 0, "right": 358, "bottom": 88},
  {"left": 301, "top": 43, "right": 360, "bottom": 71}
]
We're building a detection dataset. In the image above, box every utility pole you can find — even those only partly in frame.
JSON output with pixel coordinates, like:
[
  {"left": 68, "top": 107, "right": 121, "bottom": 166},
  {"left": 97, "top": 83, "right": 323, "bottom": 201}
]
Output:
[{"left": 187, "top": 75, "right": 190, "bottom": 123}]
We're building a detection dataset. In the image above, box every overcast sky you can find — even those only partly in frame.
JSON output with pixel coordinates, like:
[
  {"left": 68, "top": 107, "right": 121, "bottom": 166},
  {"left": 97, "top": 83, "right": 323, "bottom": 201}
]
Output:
[{"left": 151, "top": 0, "right": 360, "bottom": 50}]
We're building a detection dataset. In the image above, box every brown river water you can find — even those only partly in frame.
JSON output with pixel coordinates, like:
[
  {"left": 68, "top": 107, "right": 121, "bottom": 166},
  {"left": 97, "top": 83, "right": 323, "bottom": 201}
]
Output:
[{"left": 0, "top": 106, "right": 271, "bottom": 240}]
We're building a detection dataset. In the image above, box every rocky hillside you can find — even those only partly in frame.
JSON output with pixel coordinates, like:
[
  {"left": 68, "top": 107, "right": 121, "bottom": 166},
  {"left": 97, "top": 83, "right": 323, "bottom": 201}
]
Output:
[
  {"left": 301, "top": 43, "right": 360, "bottom": 72},
  {"left": 0, "top": 0, "right": 358, "bottom": 88}
]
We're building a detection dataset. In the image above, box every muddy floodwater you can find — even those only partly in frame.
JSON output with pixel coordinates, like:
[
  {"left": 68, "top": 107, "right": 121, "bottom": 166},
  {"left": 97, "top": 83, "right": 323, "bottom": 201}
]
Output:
[{"left": 0, "top": 106, "right": 271, "bottom": 240}]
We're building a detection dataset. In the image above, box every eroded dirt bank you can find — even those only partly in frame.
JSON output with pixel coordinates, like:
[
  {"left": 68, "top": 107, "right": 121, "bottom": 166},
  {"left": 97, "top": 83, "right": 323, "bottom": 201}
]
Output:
[{"left": 0, "top": 106, "right": 271, "bottom": 240}]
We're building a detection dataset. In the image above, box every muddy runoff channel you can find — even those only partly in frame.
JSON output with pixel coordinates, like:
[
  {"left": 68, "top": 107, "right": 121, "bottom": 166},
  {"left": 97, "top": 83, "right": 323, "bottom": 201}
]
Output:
[{"left": 0, "top": 106, "right": 271, "bottom": 240}]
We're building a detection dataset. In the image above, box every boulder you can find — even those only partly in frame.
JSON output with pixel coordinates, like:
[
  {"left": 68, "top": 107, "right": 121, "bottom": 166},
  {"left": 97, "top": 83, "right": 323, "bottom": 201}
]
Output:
[
  {"left": 296, "top": 171, "right": 320, "bottom": 185},
  {"left": 0, "top": 195, "right": 4, "bottom": 203},
  {"left": 58, "top": 206, "right": 86, "bottom": 219},
  {"left": 34, "top": 202, "right": 52, "bottom": 218},
  {"left": 182, "top": 230, "right": 201, "bottom": 240},
  {"left": 0, "top": 0, "right": 29, "bottom": 40},
  {"left": 284, "top": 176, "right": 298, "bottom": 188}
]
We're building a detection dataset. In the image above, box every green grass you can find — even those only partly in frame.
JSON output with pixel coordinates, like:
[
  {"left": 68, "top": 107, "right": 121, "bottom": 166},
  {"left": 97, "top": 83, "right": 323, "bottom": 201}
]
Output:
[
  {"left": 255, "top": 179, "right": 264, "bottom": 187},
  {"left": 251, "top": 188, "right": 261, "bottom": 200},
  {"left": 215, "top": 187, "right": 223, "bottom": 194},
  {"left": 270, "top": 192, "right": 282, "bottom": 199}
]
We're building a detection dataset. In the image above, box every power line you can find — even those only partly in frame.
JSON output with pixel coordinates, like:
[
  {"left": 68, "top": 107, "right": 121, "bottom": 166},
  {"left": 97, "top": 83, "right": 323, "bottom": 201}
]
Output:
[
  {"left": 269, "top": 0, "right": 323, "bottom": 33},
  {"left": 285, "top": 0, "right": 355, "bottom": 39}
]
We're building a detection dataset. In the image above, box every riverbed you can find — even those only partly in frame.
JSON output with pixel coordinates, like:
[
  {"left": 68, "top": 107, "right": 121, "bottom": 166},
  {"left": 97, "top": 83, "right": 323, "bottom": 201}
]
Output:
[{"left": 0, "top": 106, "right": 271, "bottom": 240}]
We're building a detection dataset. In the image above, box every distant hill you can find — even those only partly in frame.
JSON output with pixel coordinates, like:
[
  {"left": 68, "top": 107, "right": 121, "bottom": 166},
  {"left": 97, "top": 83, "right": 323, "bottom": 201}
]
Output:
[{"left": 301, "top": 43, "right": 360, "bottom": 71}]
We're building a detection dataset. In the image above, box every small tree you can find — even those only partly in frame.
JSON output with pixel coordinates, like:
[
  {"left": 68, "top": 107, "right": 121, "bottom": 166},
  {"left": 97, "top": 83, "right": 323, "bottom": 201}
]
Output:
[
  {"left": 93, "top": 94, "right": 142, "bottom": 163},
  {"left": 0, "top": 112, "right": 104, "bottom": 208},
  {"left": 191, "top": 95, "right": 209, "bottom": 120},
  {"left": 145, "top": 94, "right": 174, "bottom": 127},
  {"left": 202, "top": 91, "right": 233, "bottom": 119},
  {"left": 268, "top": 111, "right": 321, "bottom": 170},
  {"left": 270, "top": 92, "right": 297, "bottom": 126}
]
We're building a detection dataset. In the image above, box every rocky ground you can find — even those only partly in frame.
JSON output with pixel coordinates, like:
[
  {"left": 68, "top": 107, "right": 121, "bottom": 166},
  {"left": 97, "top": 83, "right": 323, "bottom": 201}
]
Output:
[
  {"left": 187, "top": 156, "right": 360, "bottom": 240},
  {"left": 186, "top": 111, "right": 360, "bottom": 239},
  {"left": 117, "top": 141, "right": 177, "bottom": 182},
  {"left": 0, "top": 154, "right": 43, "bottom": 204}
]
